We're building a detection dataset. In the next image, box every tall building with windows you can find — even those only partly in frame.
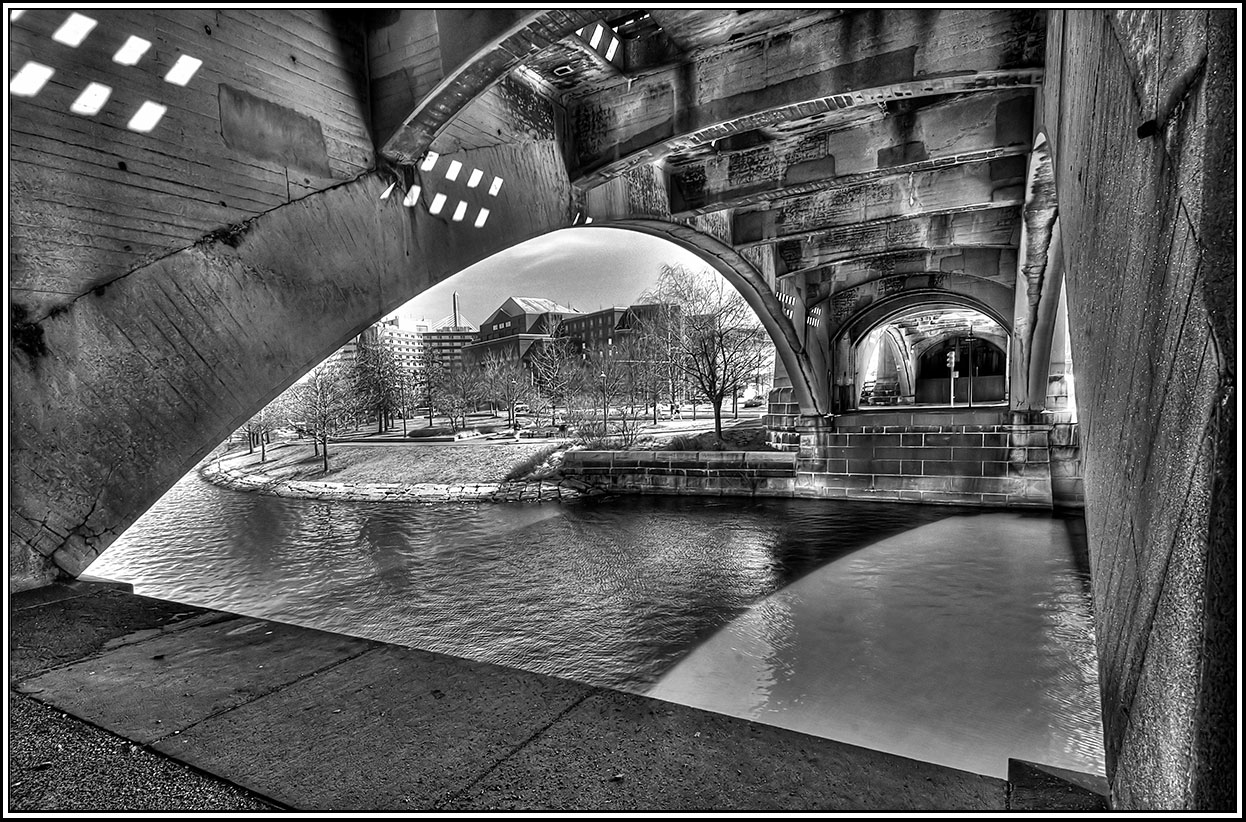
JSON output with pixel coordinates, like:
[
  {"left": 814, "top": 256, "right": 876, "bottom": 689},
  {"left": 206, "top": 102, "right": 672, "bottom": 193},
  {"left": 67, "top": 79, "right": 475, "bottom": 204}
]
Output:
[{"left": 463, "top": 296, "right": 580, "bottom": 367}]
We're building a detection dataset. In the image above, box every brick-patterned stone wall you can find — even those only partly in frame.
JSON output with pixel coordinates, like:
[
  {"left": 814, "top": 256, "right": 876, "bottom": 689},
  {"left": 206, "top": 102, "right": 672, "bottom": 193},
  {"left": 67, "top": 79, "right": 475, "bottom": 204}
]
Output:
[
  {"left": 793, "top": 419, "right": 1057, "bottom": 507},
  {"left": 561, "top": 451, "right": 798, "bottom": 497}
]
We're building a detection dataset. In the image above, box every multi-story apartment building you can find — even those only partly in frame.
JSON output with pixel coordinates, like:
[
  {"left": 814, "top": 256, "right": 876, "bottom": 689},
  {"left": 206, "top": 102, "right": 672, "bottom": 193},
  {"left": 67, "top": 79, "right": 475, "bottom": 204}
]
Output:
[{"left": 463, "top": 296, "right": 580, "bottom": 367}]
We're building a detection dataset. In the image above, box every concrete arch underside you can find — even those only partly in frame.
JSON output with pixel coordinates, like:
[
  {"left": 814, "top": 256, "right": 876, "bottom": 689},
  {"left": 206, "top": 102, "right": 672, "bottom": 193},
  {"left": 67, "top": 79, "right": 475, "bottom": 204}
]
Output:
[
  {"left": 6, "top": 8, "right": 1236, "bottom": 812},
  {"left": 10, "top": 10, "right": 603, "bottom": 585}
]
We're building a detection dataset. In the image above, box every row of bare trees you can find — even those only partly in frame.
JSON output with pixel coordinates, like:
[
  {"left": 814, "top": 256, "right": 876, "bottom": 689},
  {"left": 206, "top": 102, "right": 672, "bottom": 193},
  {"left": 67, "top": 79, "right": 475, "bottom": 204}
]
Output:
[{"left": 233, "top": 263, "right": 772, "bottom": 468}]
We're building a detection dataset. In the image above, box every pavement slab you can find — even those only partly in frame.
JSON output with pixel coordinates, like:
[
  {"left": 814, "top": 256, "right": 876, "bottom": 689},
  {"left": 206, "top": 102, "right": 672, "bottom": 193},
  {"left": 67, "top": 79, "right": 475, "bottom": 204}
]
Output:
[
  {"left": 443, "top": 688, "right": 1007, "bottom": 811},
  {"left": 12, "top": 583, "right": 1099, "bottom": 812},
  {"left": 153, "top": 645, "right": 596, "bottom": 811}
]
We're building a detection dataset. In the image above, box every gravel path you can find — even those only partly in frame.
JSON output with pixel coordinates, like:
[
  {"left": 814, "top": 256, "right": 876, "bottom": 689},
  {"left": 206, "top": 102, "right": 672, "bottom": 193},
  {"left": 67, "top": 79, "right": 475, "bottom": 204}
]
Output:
[{"left": 8, "top": 692, "right": 278, "bottom": 812}]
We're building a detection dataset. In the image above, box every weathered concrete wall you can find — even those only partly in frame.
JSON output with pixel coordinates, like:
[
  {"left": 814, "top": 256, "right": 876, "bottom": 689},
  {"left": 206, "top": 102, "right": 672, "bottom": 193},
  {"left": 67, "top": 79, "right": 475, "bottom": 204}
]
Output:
[
  {"left": 1044, "top": 10, "right": 1234, "bottom": 810},
  {"left": 9, "top": 9, "right": 583, "bottom": 600}
]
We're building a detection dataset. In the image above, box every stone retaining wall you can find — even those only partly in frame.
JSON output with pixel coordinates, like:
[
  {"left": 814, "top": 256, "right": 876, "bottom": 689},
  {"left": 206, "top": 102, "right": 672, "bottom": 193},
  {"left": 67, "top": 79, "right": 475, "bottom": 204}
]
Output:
[
  {"left": 561, "top": 450, "right": 799, "bottom": 497},
  {"left": 200, "top": 463, "right": 603, "bottom": 503},
  {"left": 795, "top": 420, "right": 1055, "bottom": 508}
]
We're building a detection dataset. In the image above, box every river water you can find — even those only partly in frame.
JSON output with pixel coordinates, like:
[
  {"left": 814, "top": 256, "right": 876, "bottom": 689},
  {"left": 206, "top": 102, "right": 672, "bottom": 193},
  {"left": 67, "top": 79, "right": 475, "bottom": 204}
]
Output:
[{"left": 88, "top": 471, "right": 1105, "bottom": 780}]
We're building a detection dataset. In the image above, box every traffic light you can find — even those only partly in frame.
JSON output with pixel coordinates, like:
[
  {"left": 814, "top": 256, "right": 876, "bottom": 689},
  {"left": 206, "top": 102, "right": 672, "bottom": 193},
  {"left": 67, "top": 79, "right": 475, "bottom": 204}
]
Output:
[{"left": 946, "top": 350, "right": 955, "bottom": 368}]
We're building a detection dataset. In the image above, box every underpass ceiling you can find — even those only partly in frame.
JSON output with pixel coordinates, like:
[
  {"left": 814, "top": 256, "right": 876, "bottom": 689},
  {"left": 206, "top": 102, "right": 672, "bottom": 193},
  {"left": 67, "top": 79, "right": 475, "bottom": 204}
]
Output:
[{"left": 461, "top": 7, "right": 1045, "bottom": 316}]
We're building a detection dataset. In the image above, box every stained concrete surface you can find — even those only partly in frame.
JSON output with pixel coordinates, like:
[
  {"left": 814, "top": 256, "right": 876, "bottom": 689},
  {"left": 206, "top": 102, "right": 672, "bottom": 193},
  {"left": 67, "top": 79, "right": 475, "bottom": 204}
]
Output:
[{"left": 10, "top": 583, "right": 1110, "bottom": 811}]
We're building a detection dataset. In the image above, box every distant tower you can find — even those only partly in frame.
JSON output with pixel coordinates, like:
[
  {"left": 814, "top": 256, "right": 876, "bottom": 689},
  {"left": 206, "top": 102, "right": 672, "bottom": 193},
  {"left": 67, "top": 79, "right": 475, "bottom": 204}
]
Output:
[{"left": 452, "top": 292, "right": 461, "bottom": 328}]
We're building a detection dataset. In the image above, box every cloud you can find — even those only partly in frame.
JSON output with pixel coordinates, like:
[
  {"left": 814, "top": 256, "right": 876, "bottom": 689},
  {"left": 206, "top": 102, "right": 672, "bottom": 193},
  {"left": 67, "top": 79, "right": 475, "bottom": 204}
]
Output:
[{"left": 397, "top": 227, "right": 709, "bottom": 325}]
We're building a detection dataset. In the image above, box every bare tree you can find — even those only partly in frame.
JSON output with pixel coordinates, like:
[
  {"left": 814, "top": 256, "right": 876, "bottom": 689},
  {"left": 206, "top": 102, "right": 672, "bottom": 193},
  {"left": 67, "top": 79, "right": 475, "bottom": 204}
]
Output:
[
  {"left": 480, "top": 353, "right": 533, "bottom": 429},
  {"left": 240, "top": 397, "right": 287, "bottom": 462},
  {"left": 412, "top": 347, "right": 444, "bottom": 428},
  {"left": 435, "top": 364, "right": 486, "bottom": 432},
  {"left": 350, "top": 329, "right": 403, "bottom": 433},
  {"left": 641, "top": 263, "right": 769, "bottom": 442},
  {"left": 287, "top": 361, "right": 351, "bottom": 472},
  {"left": 529, "top": 331, "right": 582, "bottom": 427}
]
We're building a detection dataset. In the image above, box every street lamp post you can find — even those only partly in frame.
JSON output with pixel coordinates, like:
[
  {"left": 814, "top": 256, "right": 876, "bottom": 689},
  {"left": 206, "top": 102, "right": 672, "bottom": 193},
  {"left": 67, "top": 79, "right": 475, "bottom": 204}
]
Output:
[{"left": 600, "top": 371, "right": 608, "bottom": 434}]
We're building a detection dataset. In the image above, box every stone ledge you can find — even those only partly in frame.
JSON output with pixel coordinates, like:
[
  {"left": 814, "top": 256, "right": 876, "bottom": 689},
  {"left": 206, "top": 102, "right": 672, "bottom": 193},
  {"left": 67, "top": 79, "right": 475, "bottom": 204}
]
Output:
[{"left": 199, "top": 464, "right": 605, "bottom": 504}]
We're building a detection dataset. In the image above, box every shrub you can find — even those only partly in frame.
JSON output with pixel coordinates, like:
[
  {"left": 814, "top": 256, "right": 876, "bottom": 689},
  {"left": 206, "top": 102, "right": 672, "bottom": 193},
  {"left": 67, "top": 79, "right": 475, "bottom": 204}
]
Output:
[
  {"left": 505, "top": 443, "right": 566, "bottom": 481},
  {"left": 407, "top": 427, "right": 455, "bottom": 439}
]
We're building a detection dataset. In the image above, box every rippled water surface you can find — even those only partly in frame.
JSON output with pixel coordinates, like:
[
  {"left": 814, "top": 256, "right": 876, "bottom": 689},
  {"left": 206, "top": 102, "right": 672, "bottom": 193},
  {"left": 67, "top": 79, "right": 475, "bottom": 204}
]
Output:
[{"left": 90, "top": 471, "right": 1104, "bottom": 777}]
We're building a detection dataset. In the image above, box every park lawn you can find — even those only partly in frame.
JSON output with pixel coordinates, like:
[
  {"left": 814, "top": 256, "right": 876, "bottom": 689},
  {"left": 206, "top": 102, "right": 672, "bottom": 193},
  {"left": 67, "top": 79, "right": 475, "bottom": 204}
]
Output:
[{"left": 218, "top": 440, "right": 560, "bottom": 485}]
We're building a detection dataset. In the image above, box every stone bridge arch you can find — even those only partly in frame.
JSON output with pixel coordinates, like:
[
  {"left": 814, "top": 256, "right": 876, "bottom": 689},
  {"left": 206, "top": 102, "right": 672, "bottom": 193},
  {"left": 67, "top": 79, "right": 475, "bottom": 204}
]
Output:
[
  {"left": 589, "top": 219, "right": 829, "bottom": 417},
  {"left": 831, "top": 290, "right": 1013, "bottom": 411}
]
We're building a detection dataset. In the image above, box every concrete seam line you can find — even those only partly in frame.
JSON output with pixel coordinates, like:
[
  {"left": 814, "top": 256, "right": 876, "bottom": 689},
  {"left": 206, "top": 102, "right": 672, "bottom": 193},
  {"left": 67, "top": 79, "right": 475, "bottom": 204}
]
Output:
[
  {"left": 143, "top": 645, "right": 381, "bottom": 747},
  {"left": 434, "top": 690, "right": 594, "bottom": 809}
]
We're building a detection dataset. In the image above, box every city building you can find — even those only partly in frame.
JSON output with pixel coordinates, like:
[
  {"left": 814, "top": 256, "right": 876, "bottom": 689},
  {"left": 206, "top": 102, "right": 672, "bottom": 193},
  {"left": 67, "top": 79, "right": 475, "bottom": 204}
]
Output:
[{"left": 463, "top": 296, "right": 580, "bottom": 367}]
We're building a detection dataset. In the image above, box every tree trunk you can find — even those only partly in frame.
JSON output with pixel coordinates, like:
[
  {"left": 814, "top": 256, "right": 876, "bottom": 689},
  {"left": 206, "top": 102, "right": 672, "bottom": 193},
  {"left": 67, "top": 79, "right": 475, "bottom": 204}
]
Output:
[
  {"left": 260, "top": 435, "right": 267, "bottom": 462},
  {"left": 321, "top": 434, "right": 329, "bottom": 472},
  {"left": 712, "top": 399, "right": 724, "bottom": 443}
]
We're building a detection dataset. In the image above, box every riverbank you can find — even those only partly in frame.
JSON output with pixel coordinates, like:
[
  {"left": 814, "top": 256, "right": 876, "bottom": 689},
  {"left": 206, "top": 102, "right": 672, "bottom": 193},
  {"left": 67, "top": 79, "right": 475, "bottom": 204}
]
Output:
[
  {"left": 12, "top": 581, "right": 1111, "bottom": 811},
  {"left": 200, "top": 440, "right": 604, "bottom": 503},
  {"left": 201, "top": 416, "right": 776, "bottom": 504}
]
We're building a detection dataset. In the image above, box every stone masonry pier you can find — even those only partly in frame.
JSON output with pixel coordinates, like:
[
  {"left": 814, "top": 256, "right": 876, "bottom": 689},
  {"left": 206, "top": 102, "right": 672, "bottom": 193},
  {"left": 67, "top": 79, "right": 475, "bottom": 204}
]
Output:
[{"left": 563, "top": 407, "right": 1078, "bottom": 510}]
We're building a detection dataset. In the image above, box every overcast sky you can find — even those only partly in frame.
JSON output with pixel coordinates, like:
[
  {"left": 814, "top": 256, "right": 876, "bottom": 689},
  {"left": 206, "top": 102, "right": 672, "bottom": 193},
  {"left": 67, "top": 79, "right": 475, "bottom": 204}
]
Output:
[{"left": 395, "top": 227, "right": 709, "bottom": 326}]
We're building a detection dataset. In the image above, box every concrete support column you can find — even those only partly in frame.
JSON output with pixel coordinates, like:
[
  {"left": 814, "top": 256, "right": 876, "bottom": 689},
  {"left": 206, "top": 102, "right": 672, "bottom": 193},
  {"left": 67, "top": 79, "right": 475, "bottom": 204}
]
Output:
[{"left": 1010, "top": 141, "right": 1064, "bottom": 422}]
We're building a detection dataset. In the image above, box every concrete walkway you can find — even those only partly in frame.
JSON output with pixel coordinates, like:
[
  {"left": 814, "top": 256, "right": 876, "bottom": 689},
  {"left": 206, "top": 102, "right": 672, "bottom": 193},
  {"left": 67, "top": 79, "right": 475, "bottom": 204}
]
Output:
[{"left": 10, "top": 582, "right": 1107, "bottom": 812}]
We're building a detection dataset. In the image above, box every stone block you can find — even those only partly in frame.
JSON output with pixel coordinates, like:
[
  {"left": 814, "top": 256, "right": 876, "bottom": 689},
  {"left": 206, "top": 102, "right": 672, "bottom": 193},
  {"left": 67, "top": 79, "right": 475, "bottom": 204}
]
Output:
[
  {"left": 824, "top": 458, "right": 848, "bottom": 474},
  {"left": 832, "top": 473, "right": 876, "bottom": 490},
  {"left": 957, "top": 446, "right": 1009, "bottom": 462},
  {"left": 1008, "top": 429, "right": 1050, "bottom": 448},
  {"left": 873, "top": 459, "right": 902, "bottom": 475},
  {"left": 982, "top": 461, "right": 1009, "bottom": 478}
]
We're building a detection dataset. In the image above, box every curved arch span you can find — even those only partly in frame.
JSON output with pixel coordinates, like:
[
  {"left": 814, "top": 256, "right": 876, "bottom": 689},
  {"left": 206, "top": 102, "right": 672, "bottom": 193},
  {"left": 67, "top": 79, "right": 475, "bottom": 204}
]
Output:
[
  {"left": 584, "top": 219, "right": 830, "bottom": 417},
  {"left": 839, "top": 289, "right": 1014, "bottom": 348}
]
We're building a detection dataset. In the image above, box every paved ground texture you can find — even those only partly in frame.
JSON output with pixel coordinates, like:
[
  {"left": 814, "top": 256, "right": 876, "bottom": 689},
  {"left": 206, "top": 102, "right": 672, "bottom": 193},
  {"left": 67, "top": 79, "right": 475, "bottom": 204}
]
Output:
[{"left": 9, "top": 582, "right": 1106, "bottom": 812}]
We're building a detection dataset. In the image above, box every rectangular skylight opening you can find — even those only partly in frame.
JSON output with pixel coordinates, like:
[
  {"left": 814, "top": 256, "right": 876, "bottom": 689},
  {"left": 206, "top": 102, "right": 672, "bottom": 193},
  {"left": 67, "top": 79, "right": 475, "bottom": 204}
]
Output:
[
  {"left": 488, "top": 176, "right": 503, "bottom": 197},
  {"left": 113, "top": 35, "right": 152, "bottom": 66},
  {"left": 445, "top": 160, "right": 462, "bottom": 181},
  {"left": 10, "top": 62, "right": 54, "bottom": 97},
  {"left": 452, "top": 200, "right": 468, "bottom": 222},
  {"left": 429, "top": 192, "right": 447, "bottom": 215},
  {"left": 420, "top": 151, "right": 439, "bottom": 172},
  {"left": 127, "top": 100, "right": 167, "bottom": 133},
  {"left": 164, "top": 55, "right": 203, "bottom": 86},
  {"left": 466, "top": 168, "right": 484, "bottom": 188},
  {"left": 402, "top": 185, "right": 421, "bottom": 207},
  {"left": 70, "top": 82, "right": 112, "bottom": 115},
  {"left": 589, "top": 24, "right": 603, "bottom": 49},
  {"left": 52, "top": 12, "right": 96, "bottom": 47},
  {"left": 605, "top": 37, "right": 619, "bottom": 62},
  {"left": 474, "top": 207, "right": 490, "bottom": 228}
]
